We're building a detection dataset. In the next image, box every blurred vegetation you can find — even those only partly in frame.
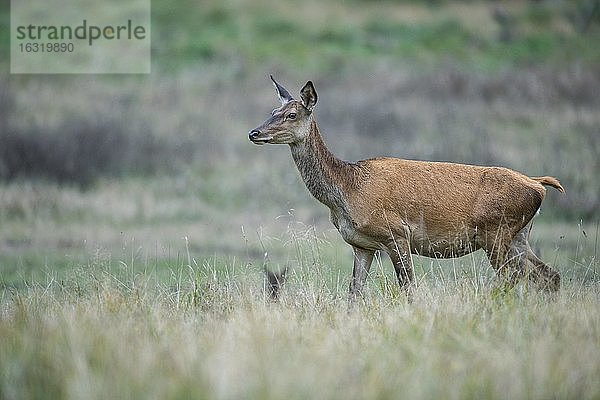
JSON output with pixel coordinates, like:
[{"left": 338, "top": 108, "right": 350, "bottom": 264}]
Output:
[
  {"left": 149, "top": 0, "right": 600, "bottom": 71},
  {"left": 0, "top": 0, "right": 598, "bottom": 279},
  {"left": 0, "top": 78, "right": 191, "bottom": 186},
  {"left": 5, "top": 0, "right": 598, "bottom": 71}
]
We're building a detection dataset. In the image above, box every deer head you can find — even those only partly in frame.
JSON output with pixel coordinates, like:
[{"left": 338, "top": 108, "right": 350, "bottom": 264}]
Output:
[{"left": 249, "top": 76, "right": 317, "bottom": 145}]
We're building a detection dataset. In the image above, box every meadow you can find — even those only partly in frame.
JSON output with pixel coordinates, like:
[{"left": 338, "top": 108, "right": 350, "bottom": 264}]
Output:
[
  {"left": 1, "top": 0, "right": 600, "bottom": 399},
  {"left": 1, "top": 230, "right": 599, "bottom": 399}
]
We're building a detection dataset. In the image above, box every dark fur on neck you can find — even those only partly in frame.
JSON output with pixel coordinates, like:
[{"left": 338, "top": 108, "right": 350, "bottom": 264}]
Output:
[{"left": 290, "top": 119, "right": 358, "bottom": 210}]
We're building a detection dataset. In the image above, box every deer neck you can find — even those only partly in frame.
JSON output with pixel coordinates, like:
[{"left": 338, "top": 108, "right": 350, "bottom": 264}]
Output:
[{"left": 289, "top": 119, "right": 353, "bottom": 211}]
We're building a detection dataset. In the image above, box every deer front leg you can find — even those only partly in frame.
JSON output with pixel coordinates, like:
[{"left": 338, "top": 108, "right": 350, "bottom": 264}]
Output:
[
  {"left": 349, "top": 246, "right": 375, "bottom": 303},
  {"left": 386, "top": 237, "right": 414, "bottom": 301}
]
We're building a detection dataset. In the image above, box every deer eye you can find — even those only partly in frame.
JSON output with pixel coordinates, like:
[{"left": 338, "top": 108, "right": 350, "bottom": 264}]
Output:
[{"left": 286, "top": 112, "right": 297, "bottom": 120}]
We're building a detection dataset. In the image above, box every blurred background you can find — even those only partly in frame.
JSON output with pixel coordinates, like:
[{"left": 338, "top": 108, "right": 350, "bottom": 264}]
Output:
[{"left": 0, "top": 0, "right": 599, "bottom": 285}]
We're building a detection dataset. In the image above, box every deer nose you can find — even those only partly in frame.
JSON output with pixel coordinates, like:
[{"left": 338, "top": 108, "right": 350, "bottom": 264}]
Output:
[{"left": 249, "top": 129, "right": 261, "bottom": 140}]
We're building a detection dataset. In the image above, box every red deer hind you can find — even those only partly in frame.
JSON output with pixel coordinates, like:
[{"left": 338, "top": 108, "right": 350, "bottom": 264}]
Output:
[{"left": 249, "top": 76, "right": 564, "bottom": 301}]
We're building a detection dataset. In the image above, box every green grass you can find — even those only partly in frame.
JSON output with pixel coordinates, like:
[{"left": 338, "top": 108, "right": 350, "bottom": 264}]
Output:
[
  {"left": 3, "top": 0, "right": 599, "bottom": 73},
  {"left": 145, "top": 0, "right": 600, "bottom": 73}
]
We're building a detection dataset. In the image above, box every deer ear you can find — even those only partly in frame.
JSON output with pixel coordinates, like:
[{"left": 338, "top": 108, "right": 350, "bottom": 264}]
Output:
[
  {"left": 270, "top": 75, "right": 293, "bottom": 105},
  {"left": 300, "top": 81, "right": 317, "bottom": 111}
]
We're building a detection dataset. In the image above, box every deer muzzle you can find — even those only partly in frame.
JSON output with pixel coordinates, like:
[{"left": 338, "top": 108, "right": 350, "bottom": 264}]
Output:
[{"left": 248, "top": 129, "right": 271, "bottom": 145}]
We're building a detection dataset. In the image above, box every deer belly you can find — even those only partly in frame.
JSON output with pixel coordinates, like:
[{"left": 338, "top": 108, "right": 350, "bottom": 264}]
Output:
[{"left": 408, "top": 225, "right": 477, "bottom": 258}]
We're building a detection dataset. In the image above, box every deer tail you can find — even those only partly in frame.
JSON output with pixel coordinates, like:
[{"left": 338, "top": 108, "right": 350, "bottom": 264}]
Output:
[{"left": 531, "top": 176, "right": 565, "bottom": 193}]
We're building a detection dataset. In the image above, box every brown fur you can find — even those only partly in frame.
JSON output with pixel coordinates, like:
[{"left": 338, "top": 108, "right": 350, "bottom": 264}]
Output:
[
  {"left": 531, "top": 176, "right": 565, "bottom": 193},
  {"left": 249, "top": 78, "right": 564, "bottom": 299}
]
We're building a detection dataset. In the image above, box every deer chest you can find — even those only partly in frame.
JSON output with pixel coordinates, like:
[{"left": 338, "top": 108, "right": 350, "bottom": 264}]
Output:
[{"left": 329, "top": 208, "right": 381, "bottom": 249}]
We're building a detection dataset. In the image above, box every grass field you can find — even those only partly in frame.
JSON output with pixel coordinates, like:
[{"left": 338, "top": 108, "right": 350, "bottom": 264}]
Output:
[
  {"left": 1, "top": 195, "right": 598, "bottom": 398},
  {"left": 1, "top": 0, "right": 600, "bottom": 398},
  {"left": 1, "top": 234, "right": 599, "bottom": 399}
]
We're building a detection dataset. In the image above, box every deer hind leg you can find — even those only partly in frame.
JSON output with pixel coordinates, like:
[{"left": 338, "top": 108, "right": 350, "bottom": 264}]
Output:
[
  {"left": 484, "top": 227, "right": 526, "bottom": 290},
  {"left": 509, "top": 223, "right": 561, "bottom": 292},
  {"left": 525, "top": 243, "right": 561, "bottom": 292},
  {"left": 484, "top": 223, "right": 560, "bottom": 293},
  {"left": 385, "top": 236, "right": 414, "bottom": 300}
]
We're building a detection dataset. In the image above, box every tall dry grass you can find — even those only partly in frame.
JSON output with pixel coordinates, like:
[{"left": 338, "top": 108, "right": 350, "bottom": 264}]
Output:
[
  {"left": 1, "top": 248, "right": 599, "bottom": 400},
  {"left": 1, "top": 187, "right": 598, "bottom": 398}
]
